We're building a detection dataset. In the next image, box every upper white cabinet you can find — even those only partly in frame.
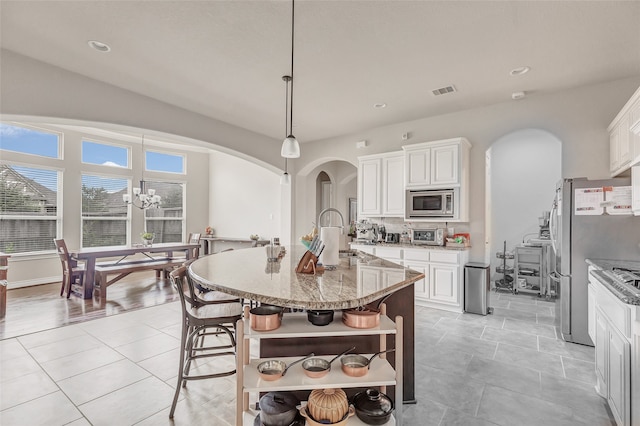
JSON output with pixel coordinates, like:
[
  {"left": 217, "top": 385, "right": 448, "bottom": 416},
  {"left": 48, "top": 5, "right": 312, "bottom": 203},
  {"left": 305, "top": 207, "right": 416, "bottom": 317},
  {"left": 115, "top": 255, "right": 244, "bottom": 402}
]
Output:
[
  {"left": 403, "top": 138, "right": 470, "bottom": 189},
  {"left": 358, "top": 157, "right": 382, "bottom": 216},
  {"left": 609, "top": 86, "right": 640, "bottom": 176},
  {"left": 382, "top": 153, "right": 405, "bottom": 216},
  {"left": 358, "top": 151, "right": 404, "bottom": 218}
]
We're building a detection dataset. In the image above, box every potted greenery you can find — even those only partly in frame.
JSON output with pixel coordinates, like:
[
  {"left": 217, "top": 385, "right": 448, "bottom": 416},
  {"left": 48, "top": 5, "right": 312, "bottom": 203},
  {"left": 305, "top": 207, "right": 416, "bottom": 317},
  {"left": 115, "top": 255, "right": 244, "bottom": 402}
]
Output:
[{"left": 141, "top": 232, "right": 155, "bottom": 246}]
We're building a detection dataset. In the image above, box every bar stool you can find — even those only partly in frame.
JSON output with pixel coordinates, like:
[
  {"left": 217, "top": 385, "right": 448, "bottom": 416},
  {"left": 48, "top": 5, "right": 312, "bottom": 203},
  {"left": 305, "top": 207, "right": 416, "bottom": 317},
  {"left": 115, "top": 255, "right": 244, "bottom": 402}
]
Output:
[{"left": 168, "top": 265, "right": 243, "bottom": 419}]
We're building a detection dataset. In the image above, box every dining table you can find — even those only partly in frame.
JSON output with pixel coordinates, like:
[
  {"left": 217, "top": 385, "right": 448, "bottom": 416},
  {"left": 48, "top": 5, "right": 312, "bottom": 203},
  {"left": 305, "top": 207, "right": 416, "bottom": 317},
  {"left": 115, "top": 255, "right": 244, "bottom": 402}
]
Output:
[
  {"left": 188, "top": 244, "right": 425, "bottom": 403},
  {"left": 71, "top": 242, "right": 200, "bottom": 299}
]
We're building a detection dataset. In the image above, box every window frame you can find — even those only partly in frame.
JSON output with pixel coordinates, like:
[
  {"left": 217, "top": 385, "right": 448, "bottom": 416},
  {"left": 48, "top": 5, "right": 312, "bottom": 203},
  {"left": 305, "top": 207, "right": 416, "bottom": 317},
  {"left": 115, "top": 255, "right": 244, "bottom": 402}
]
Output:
[
  {"left": 0, "top": 122, "right": 63, "bottom": 160},
  {"left": 80, "top": 138, "right": 131, "bottom": 169},
  {"left": 80, "top": 172, "right": 130, "bottom": 249},
  {"left": 143, "top": 179, "right": 186, "bottom": 243},
  {"left": 144, "top": 148, "right": 186, "bottom": 175},
  {"left": 0, "top": 160, "right": 63, "bottom": 255}
]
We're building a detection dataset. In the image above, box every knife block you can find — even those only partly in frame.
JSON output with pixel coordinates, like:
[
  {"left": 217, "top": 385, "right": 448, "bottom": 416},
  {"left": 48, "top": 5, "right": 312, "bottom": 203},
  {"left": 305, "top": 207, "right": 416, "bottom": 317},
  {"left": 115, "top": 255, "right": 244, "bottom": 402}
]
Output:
[{"left": 296, "top": 250, "right": 325, "bottom": 274}]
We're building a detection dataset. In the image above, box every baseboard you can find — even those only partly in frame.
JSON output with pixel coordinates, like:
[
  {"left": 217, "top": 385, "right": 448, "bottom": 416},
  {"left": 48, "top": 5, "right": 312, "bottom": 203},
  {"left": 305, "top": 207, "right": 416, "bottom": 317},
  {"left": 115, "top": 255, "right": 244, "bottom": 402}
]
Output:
[{"left": 7, "top": 276, "right": 58, "bottom": 290}]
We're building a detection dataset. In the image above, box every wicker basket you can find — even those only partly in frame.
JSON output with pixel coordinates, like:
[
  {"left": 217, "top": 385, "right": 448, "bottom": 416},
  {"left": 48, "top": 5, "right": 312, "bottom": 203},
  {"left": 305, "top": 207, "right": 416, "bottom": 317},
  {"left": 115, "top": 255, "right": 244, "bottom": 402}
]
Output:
[{"left": 306, "top": 388, "right": 349, "bottom": 423}]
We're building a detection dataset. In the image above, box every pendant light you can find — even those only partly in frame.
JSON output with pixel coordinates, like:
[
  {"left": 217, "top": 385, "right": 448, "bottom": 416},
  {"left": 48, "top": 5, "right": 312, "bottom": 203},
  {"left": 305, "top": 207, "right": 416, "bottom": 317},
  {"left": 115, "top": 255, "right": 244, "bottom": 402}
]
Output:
[
  {"left": 280, "top": 0, "right": 300, "bottom": 158},
  {"left": 122, "top": 135, "right": 161, "bottom": 209},
  {"left": 281, "top": 76, "right": 292, "bottom": 185}
]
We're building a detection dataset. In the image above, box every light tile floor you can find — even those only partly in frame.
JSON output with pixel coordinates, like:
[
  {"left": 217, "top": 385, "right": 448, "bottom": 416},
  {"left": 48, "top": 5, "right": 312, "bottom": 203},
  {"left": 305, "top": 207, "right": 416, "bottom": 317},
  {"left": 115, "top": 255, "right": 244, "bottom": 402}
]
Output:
[{"left": 0, "top": 292, "right": 614, "bottom": 425}]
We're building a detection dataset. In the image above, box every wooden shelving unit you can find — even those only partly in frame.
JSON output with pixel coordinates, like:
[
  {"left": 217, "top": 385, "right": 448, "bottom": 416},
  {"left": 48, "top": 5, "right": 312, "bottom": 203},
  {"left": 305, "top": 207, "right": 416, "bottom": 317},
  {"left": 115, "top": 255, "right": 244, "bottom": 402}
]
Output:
[{"left": 236, "top": 309, "right": 403, "bottom": 426}]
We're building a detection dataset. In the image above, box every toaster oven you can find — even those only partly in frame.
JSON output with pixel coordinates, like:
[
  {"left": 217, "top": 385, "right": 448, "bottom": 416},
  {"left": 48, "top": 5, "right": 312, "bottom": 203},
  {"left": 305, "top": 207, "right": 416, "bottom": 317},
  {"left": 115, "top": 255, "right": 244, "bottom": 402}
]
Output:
[{"left": 412, "top": 228, "right": 447, "bottom": 246}]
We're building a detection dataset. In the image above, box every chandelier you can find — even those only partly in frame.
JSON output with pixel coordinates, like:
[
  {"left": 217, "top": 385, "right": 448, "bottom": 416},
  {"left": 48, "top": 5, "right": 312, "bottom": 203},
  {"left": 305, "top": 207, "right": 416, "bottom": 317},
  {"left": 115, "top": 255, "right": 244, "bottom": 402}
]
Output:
[{"left": 122, "top": 135, "right": 162, "bottom": 209}]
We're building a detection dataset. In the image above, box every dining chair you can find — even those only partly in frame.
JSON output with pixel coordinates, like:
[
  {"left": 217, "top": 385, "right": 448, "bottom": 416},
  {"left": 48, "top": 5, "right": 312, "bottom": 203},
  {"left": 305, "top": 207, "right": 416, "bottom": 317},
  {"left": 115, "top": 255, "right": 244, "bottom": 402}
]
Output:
[
  {"left": 187, "top": 232, "right": 201, "bottom": 259},
  {"left": 53, "top": 239, "right": 85, "bottom": 298},
  {"left": 168, "top": 265, "right": 243, "bottom": 419}
]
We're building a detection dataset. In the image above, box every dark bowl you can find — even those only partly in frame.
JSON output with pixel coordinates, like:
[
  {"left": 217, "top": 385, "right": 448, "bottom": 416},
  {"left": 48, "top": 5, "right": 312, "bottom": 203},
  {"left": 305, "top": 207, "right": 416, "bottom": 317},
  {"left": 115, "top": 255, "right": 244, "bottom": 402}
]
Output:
[
  {"left": 352, "top": 389, "right": 394, "bottom": 425},
  {"left": 306, "top": 309, "right": 334, "bottom": 326}
]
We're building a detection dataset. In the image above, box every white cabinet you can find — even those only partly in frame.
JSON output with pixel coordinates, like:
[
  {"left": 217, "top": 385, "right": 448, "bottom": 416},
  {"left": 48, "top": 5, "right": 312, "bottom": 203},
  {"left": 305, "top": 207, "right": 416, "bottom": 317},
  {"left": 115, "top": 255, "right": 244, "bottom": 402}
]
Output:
[
  {"left": 610, "top": 115, "right": 632, "bottom": 173},
  {"left": 429, "top": 263, "right": 458, "bottom": 304},
  {"left": 595, "top": 305, "right": 631, "bottom": 426},
  {"left": 609, "top": 326, "right": 631, "bottom": 426},
  {"left": 402, "top": 138, "right": 470, "bottom": 189},
  {"left": 595, "top": 306, "right": 609, "bottom": 397},
  {"left": 609, "top": 85, "right": 640, "bottom": 176},
  {"left": 236, "top": 310, "right": 403, "bottom": 426},
  {"left": 358, "top": 151, "right": 404, "bottom": 218},
  {"left": 382, "top": 153, "right": 405, "bottom": 216},
  {"left": 404, "top": 261, "right": 428, "bottom": 299},
  {"left": 589, "top": 270, "right": 634, "bottom": 426},
  {"left": 403, "top": 248, "right": 467, "bottom": 312},
  {"left": 431, "top": 144, "right": 459, "bottom": 186},
  {"left": 358, "top": 157, "right": 382, "bottom": 216}
]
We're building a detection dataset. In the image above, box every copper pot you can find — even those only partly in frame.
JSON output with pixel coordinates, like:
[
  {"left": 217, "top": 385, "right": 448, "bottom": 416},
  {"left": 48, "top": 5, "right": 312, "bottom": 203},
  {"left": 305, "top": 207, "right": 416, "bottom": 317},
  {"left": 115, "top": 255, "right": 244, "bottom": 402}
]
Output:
[
  {"left": 341, "top": 349, "right": 396, "bottom": 377},
  {"left": 342, "top": 307, "right": 380, "bottom": 329},
  {"left": 250, "top": 305, "right": 284, "bottom": 331}
]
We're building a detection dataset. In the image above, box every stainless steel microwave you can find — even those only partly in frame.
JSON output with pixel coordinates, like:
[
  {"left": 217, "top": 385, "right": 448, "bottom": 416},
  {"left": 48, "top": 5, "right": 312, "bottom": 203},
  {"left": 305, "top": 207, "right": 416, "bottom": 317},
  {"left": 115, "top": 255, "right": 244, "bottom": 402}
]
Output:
[{"left": 405, "top": 189, "right": 456, "bottom": 219}]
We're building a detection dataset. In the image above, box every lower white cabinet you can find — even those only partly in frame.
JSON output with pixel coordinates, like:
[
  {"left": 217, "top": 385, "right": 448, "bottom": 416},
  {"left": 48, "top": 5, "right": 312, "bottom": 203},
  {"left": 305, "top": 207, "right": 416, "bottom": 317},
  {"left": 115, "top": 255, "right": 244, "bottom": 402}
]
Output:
[
  {"left": 403, "top": 248, "right": 468, "bottom": 312},
  {"left": 589, "top": 270, "right": 635, "bottom": 426},
  {"left": 350, "top": 244, "right": 469, "bottom": 312},
  {"left": 608, "top": 325, "right": 630, "bottom": 426},
  {"left": 429, "top": 263, "right": 458, "bottom": 304}
]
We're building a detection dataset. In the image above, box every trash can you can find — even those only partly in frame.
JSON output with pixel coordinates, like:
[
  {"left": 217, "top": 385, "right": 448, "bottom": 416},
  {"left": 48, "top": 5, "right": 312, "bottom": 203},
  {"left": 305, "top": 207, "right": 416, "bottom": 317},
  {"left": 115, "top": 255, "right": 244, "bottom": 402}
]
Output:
[{"left": 464, "top": 262, "right": 491, "bottom": 315}]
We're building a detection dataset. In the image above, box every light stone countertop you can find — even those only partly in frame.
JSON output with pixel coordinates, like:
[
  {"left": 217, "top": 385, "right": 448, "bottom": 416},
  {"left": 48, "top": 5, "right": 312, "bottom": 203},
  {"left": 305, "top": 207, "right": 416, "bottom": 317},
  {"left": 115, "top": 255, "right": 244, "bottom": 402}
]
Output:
[
  {"left": 586, "top": 258, "right": 640, "bottom": 305},
  {"left": 585, "top": 258, "right": 640, "bottom": 271},
  {"left": 350, "top": 242, "right": 470, "bottom": 251},
  {"left": 188, "top": 245, "right": 425, "bottom": 310}
]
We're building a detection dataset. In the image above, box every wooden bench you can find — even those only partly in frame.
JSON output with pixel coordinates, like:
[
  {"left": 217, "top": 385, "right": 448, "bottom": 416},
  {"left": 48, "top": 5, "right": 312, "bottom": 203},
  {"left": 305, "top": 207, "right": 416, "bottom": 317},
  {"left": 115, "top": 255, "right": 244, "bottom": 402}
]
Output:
[{"left": 93, "top": 257, "right": 185, "bottom": 301}]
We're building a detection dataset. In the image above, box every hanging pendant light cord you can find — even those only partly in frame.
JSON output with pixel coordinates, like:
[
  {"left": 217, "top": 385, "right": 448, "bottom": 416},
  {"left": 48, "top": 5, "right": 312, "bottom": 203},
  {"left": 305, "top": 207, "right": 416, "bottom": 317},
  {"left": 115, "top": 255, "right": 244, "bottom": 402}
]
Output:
[{"left": 289, "top": 0, "right": 295, "bottom": 137}]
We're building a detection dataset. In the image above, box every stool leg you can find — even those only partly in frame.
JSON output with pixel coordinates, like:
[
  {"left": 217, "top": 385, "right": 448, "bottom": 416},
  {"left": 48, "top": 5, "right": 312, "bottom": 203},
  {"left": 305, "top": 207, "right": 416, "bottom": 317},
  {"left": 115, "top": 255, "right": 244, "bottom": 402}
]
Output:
[{"left": 169, "top": 318, "right": 188, "bottom": 419}]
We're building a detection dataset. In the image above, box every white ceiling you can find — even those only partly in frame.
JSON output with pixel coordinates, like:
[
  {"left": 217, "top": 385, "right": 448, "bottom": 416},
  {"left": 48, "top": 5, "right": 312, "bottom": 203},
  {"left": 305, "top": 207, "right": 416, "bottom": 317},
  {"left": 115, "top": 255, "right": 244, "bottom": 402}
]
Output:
[{"left": 1, "top": 1, "right": 640, "bottom": 144}]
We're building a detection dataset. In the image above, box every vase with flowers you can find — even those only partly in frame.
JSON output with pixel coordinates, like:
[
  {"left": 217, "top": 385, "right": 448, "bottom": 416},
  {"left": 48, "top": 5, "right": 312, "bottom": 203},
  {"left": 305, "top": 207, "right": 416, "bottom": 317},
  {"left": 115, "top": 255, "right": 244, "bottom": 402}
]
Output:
[
  {"left": 141, "top": 232, "right": 155, "bottom": 246},
  {"left": 205, "top": 226, "right": 214, "bottom": 236}
]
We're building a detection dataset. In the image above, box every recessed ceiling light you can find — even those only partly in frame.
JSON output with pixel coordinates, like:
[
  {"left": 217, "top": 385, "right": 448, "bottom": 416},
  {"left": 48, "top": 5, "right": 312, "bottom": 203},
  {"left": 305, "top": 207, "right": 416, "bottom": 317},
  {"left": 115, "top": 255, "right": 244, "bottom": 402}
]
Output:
[
  {"left": 510, "top": 66, "right": 530, "bottom": 76},
  {"left": 373, "top": 103, "right": 387, "bottom": 109},
  {"left": 88, "top": 40, "right": 111, "bottom": 53}
]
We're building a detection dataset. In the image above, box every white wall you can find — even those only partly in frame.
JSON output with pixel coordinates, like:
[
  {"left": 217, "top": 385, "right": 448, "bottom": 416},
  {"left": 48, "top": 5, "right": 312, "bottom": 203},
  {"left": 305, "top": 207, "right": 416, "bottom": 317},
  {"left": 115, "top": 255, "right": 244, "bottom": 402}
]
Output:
[{"left": 209, "top": 151, "right": 281, "bottom": 241}]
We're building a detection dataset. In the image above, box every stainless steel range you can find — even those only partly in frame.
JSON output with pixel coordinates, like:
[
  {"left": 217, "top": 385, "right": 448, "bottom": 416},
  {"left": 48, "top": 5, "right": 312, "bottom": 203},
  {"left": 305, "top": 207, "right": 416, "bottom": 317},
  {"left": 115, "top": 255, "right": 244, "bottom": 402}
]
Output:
[{"left": 593, "top": 268, "right": 640, "bottom": 305}]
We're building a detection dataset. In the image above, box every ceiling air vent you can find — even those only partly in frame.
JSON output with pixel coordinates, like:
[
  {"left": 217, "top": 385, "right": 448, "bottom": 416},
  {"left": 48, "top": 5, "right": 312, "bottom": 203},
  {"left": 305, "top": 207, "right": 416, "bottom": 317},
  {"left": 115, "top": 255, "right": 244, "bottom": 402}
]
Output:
[{"left": 431, "top": 85, "right": 457, "bottom": 96}]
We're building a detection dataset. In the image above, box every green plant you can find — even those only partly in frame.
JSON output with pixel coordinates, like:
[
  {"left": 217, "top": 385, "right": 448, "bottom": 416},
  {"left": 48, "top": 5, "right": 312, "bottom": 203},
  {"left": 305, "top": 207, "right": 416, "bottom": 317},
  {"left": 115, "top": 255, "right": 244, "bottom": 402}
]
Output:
[{"left": 141, "top": 232, "right": 154, "bottom": 240}]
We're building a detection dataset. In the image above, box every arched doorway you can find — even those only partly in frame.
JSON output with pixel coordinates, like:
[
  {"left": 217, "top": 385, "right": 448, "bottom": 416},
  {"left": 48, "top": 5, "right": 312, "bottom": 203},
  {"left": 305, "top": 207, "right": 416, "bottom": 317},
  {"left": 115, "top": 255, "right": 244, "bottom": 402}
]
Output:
[{"left": 486, "top": 129, "right": 562, "bottom": 289}]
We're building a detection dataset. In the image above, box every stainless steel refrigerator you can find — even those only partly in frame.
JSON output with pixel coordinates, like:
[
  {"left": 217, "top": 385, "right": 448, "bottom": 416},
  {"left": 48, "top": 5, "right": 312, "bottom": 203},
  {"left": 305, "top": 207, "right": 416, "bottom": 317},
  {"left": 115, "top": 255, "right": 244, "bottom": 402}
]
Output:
[{"left": 550, "top": 177, "right": 640, "bottom": 346}]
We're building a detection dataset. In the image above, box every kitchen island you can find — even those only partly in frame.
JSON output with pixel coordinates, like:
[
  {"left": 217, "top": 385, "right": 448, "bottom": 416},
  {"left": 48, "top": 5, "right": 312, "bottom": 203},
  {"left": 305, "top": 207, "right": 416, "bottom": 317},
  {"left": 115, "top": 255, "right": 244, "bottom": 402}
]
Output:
[{"left": 188, "top": 245, "right": 425, "bottom": 405}]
